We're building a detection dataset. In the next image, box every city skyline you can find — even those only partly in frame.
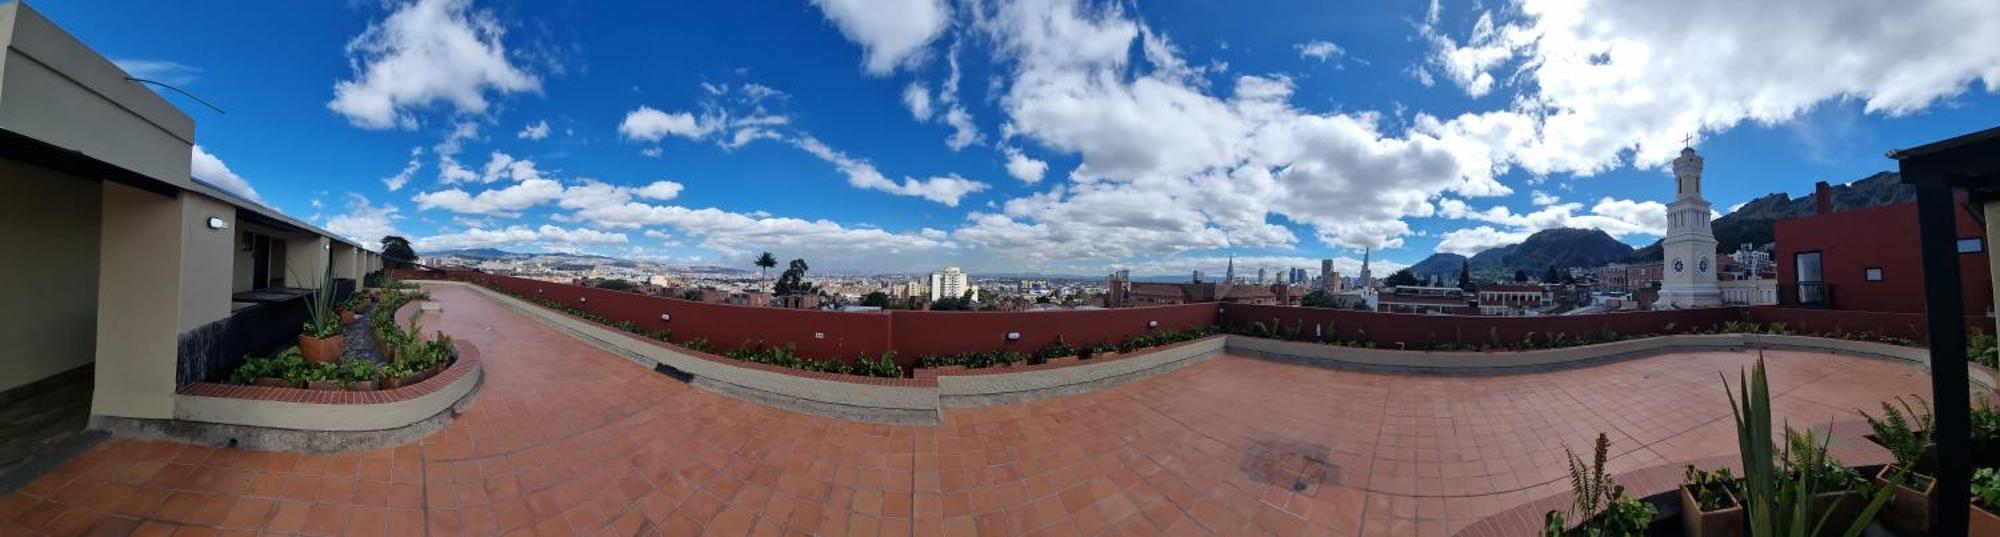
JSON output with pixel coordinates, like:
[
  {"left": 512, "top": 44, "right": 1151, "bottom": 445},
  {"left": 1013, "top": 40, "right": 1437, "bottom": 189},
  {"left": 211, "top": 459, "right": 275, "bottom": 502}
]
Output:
[{"left": 47, "top": 0, "right": 2000, "bottom": 273}]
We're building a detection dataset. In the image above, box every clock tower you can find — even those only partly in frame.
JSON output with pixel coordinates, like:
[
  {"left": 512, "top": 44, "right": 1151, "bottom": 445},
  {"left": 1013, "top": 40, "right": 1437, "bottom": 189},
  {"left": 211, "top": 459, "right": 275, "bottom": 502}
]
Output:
[{"left": 1657, "top": 146, "right": 1722, "bottom": 308}]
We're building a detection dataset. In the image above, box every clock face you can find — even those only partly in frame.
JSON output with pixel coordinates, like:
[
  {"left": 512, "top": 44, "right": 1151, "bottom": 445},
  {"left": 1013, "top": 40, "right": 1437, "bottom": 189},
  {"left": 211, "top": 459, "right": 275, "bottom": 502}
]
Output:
[
  {"left": 1672, "top": 258, "right": 1685, "bottom": 273},
  {"left": 1698, "top": 257, "right": 1710, "bottom": 273}
]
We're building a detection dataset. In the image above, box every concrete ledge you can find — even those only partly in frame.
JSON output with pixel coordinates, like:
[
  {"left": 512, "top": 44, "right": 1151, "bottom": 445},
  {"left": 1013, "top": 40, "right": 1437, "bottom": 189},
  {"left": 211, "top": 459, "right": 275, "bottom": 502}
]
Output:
[
  {"left": 937, "top": 337, "right": 1224, "bottom": 408},
  {"left": 90, "top": 373, "right": 481, "bottom": 453},
  {"left": 1223, "top": 333, "right": 1749, "bottom": 374},
  {"left": 447, "top": 280, "right": 941, "bottom": 425},
  {"left": 172, "top": 364, "right": 482, "bottom": 431}
]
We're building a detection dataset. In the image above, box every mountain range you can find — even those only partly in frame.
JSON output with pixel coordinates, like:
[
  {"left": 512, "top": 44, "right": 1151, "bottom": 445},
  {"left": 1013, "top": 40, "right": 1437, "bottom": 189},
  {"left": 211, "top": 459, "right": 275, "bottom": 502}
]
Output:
[{"left": 1411, "top": 171, "right": 1916, "bottom": 281}]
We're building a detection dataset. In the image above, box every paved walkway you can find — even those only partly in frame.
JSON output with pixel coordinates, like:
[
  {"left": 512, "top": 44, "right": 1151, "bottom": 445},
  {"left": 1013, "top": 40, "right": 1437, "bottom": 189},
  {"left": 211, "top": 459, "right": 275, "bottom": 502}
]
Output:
[{"left": 0, "top": 283, "right": 1930, "bottom": 536}]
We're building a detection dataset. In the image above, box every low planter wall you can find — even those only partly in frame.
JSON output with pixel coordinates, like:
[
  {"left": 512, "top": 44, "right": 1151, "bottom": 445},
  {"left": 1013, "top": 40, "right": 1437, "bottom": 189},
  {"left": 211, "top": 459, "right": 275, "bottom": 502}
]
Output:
[
  {"left": 937, "top": 336, "right": 1224, "bottom": 407},
  {"left": 95, "top": 343, "right": 483, "bottom": 452}
]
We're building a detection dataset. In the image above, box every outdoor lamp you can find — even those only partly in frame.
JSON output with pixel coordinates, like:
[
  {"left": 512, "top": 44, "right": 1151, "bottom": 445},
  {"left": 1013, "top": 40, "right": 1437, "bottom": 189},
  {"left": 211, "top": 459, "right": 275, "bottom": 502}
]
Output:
[
  {"left": 206, "top": 216, "right": 229, "bottom": 230},
  {"left": 1148, "top": 320, "right": 1159, "bottom": 328},
  {"left": 1005, "top": 332, "right": 1021, "bottom": 341},
  {"left": 660, "top": 313, "right": 671, "bottom": 321}
]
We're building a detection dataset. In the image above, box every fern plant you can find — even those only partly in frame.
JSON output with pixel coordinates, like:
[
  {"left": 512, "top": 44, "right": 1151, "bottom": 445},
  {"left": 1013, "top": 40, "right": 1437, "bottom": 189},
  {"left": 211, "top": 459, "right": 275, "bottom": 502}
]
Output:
[{"left": 1858, "top": 396, "right": 1933, "bottom": 473}]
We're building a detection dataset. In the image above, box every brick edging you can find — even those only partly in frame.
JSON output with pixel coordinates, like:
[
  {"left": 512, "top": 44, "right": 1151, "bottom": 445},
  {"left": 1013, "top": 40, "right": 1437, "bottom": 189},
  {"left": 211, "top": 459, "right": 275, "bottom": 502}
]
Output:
[{"left": 175, "top": 342, "right": 482, "bottom": 405}]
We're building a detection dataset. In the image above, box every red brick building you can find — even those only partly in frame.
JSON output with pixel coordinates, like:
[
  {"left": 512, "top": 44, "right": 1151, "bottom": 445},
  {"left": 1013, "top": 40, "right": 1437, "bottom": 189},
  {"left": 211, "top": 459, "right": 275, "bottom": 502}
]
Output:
[{"left": 1775, "top": 183, "right": 1991, "bottom": 314}]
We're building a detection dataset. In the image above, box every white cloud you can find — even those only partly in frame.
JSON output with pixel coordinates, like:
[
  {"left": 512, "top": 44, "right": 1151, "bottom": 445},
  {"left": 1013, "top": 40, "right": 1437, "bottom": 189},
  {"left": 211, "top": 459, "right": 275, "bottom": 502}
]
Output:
[
  {"left": 411, "top": 178, "right": 564, "bottom": 216},
  {"left": 1529, "top": 190, "right": 1559, "bottom": 206},
  {"left": 790, "top": 135, "right": 989, "bottom": 206},
  {"left": 383, "top": 147, "right": 423, "bottom": 191},
  {"left": 553, "top": 181, "right": 952, "bottom": 268},
  {"left": 633, "top": 180, "right": 684, "bottom": 200},
  {"left": 902, "top": 83, "right": 934, "bottom": 121},
  {"left": 478, "top": 151, "right": 547, "bottom": 183},
  {"left": 617, "top": 106, "right": 715, "bottom": 142},
  {"left": 1294, "top": 40, "right": 1344, "bottom": 63},
  {"left": 950, "top": 0, "right": 1508, "bottom": 267},
  {"left": 808, "top": 0, "right": 952, "bottom": 75},
  {"left": 414, "top": 224, "right": 627, "bottom": 252},
  {"left": 941, "top": 107, "right": 981, "bottom": 150},
  {"left": 517, "top": 120, "right": 550, "bottom": 140},
  {"left": 323, "top": 194, "right": 402, "bottom": 243},
  {"left": 1418, "top": 0, "right": 2000, "bottom": 174},
  {"left": 328, "top": 0, "right": 539, "bottom": 129},
  {"left": 114, "top": 59, "right": 201, "bottom": 86},
  {"left": 434, "top": 121, "right": 481, "bottom": 183},
  {"left": 190, "top": 145, "right": 262, "bottom": 203},
  {"left": 1002, "top": 147, "right": 1049, "bottom": 184}
]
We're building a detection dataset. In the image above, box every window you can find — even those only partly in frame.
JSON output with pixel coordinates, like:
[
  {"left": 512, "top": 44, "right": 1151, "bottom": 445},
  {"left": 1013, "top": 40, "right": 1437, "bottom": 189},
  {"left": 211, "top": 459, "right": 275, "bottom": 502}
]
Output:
[
  {"left": 1959, "top": 237, "right": 1986, "bottom": 254},
  {"left": 1864, "top": 267, "right": 1883, "bottom": 282}
]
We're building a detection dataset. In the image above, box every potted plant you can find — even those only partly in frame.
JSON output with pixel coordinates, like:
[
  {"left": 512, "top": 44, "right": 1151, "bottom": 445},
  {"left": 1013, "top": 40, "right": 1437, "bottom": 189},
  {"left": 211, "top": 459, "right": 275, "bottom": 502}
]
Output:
[
  {"left": 338, "top": 296, "right": 361, "bottom": 326},
  {"left": 1539, "top": 433, "right": 1656, "bottom": 536},
  {"left": 1785, "top": 430, "right": 1867, "bottom": 532},
  {"left": 1681, "top": 465, "right": 1743, "bottom": 537},
  {"left": 1723, "top": 354, "right": 1904, "bottom": 537},
  {"left": 379, "top": 364, "right": 414, "bottom": 389},
  {"left": 298, "top": 270, "right": 344, "bottom": 362},
  {"left": 1861, "top": 396, "right": 1936, "bottom": 535},
  {"left": 1974, "top": 467, "right": 2000, "bottom": 536},
  {"left": 340, "top": 359, "right": 379, "bottom": 391}
]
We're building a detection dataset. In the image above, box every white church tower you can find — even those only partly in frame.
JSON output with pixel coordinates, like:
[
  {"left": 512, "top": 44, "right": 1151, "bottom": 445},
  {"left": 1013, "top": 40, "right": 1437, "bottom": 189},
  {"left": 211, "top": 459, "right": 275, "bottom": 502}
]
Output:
[{"left": 1657, "top": 145, "right": 1722, "bottom": 308}]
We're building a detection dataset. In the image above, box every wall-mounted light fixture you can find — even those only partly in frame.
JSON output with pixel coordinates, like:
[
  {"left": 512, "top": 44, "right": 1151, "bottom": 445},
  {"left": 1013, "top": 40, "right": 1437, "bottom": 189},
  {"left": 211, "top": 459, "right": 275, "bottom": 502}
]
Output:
[
  {"left": 578, "top": 297, "right": 587, "bottom": 303},
  {"left": 1005, "top": 332, "right": 1021, "bottom": 341},
  {"left": 660, "top": 313, "right": 671, "bottom": 322},
  {"left": 205, "top": 216, "right": 229, "bottom": 230},
  {"left": 814, "top": 332, "right": 825, "bottom": 339},
  {"left": 1147, "top": 320, "right": 1159, "bottom": 328}
]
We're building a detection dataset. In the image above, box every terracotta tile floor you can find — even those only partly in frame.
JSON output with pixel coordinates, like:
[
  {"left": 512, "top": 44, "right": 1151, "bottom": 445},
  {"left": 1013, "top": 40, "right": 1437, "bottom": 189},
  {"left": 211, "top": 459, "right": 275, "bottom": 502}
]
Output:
[{"left": 0, "top": 284, "right": 1933, "bottom": 536}]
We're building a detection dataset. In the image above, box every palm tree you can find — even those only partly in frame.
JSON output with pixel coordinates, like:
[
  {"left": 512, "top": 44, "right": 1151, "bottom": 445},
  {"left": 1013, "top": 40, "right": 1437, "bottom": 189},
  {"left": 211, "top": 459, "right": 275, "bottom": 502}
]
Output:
[{"left": 754, "top": 252, "right": 777, "bottom": 284}]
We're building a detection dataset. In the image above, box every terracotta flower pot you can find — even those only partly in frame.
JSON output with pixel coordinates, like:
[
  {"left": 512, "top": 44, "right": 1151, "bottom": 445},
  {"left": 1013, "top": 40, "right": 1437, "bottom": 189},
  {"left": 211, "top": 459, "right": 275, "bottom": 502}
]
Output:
[
  {"left": 340, "top": 310, "right": 357, "bottom": 326},
  {"left": 1876, "top": 466, "right": 1936, "bottom": 535},
  {"left": 348, "top": 380, "right": 376, "bottom": 391},
  {"left": 306, "top": 380, "right": 342, "bottom": 391},
  {"left": 252, "top": 377, "right": 293, "bottom": 388},
  {"left": 1972, "top": 502, "right": 2000, "bottom": 537},
  {"left": 1809, "top": 489, "right": 1863, "bottom": 532},
  {"left": 1679, "top": 484, "right": 1743, "bottom": 537},
  {"left": 379, "top": 376, "right": 405, "bottom": 389},
  {"left": 298, "top": 334, "right": 344, "bottom": 363}
]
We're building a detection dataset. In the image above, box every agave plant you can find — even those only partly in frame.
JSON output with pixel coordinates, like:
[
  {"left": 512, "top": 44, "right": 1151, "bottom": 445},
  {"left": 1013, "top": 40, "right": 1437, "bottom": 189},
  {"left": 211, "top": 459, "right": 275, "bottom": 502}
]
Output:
[
  {"left": 300, "top": 265, "right": 342, "bottom": 339},
  {"left": 1724, "top": 354, "right": 1904, "bottom": 537}
]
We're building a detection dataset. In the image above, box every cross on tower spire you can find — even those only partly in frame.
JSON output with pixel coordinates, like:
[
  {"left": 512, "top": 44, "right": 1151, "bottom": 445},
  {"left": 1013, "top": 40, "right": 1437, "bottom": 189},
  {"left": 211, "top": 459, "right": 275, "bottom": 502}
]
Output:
[{"left": 1682, "top": 132, "right": 1694, "bottom": 149}]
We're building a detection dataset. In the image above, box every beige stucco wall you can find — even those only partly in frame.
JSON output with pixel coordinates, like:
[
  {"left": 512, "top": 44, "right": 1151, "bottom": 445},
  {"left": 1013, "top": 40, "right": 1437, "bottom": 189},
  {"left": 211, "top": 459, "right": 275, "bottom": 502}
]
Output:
[
  {"left": 0, "top": 4, "right": 193, "bottom": 187},
  {"left": 92, "top": 182, "right": 182, "bottom": 419},
  {"left": 0, "top": 159, "right": 101, "bottom": 392},
  {"left": 283, "top": 236, "right": 327, "bottom": 289},
  {"left": 1988, "top": 201, "right": 1999, "bottom": 338},
  {"left": 331, "top": 242, "right": 360, "bottom": 283},
  {"left": 231, "top": 228, "right": 254, "bottom": 293},
  {"left": 177, "top": 193, "right": 234, "bottom": 332}
]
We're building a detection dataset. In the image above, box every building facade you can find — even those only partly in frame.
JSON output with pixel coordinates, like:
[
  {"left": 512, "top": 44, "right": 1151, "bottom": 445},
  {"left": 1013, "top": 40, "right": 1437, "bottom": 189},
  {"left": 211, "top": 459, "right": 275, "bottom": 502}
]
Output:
[
  {"left": 928, "top": 266, "right": 970, "bottom": 300},
  {"left": 1774, "top": 184, "right": 1991, "bottom": 314}
]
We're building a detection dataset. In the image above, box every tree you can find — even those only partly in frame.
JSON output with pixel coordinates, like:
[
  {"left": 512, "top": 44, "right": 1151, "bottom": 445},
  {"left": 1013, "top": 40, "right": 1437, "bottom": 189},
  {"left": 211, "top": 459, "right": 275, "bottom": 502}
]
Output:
[
  {"left": 680, "top": 289, "right": 703, "bottom": 301},
  {"left": 1513, "top": 269, "right": 1529, "bottom": 283},
  {"left": 860, "top": 291, "right": 890, "bottom": 308},
  {"left": 1458, "top": 262, "right": 1475, "bottom": 291},
  {"left": 1382, "top": 269, "right": 1421, "bottom": 287},
  {"left": 1301, "top": 290, "right": 1338, "bottom": 308},
  {"left": 380, "top": 235, "right": 417, "bottom": 267},
  {"left": 773, "top": 259, "right": 812, "bottom": 296},
  {"left": 1035, "top": 295, "right": 1052, "bottom": 304},
  {"left": 754, "top": 252, "right": 777, "bottom": 282},
  {"left": 1543, "top": 265, "right": 1562, "bottom": 284},
  {"left": 592, "top": 279, "right": 637, "bottom": 292},
  {"left": 930, "top": 296, "right": 971, "bottom": 311}
]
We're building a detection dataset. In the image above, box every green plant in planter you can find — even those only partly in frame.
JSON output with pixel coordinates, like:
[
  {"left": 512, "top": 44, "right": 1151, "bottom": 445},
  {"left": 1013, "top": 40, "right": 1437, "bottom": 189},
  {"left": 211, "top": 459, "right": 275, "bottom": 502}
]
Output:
[
  {"left": 340, "top": 359, "right": 380, "bottom": 383},
  {"left": 1724, "top": 354, "right": 1902, "bottom": 537},
  {"left": 1547, "top": 432, "right": 1657, "bottom": 536},
  {"left": 614, "top": 320, "right": 640, "bottom": 333},
  {"left": 1685, "top": 465, "right": 1741, "bottom": 511},
  {"left": 681, "top": 338, "right": 713, "bottom": 353},
  {"left": 1521, "top": 331, "right": 1538, "bottom": 350},
  {"left": 1975, "top": 468, "right": 2000, "bottom": 511},
  {"left": 228, "top": 356, "right": 279, "bottom": 385},
  {"left": 1859, "top": 395, "right": 1934, "bottom": 473},
  {"left": 1036, "top": 336, "right": 1077, "bottom": 362},
  {"left": 860, "top": 352, "right": 901, "bottom": 378}
]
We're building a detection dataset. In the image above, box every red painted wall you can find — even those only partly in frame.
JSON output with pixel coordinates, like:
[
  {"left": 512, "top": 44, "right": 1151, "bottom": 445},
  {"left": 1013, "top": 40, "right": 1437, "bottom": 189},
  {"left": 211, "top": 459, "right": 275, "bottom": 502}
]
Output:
[
  {"left": 887, "top": 304, "right": 1218, "bottom": 358},
  {"left": 432, "top": 271, "right": 1218, "bottom": 366},
  {"left": 1219, "top": 303, "right": 1742, "bottom": 348},
  {"left": 1774, "top": 199, "right": 1992, "bottom": 314}
]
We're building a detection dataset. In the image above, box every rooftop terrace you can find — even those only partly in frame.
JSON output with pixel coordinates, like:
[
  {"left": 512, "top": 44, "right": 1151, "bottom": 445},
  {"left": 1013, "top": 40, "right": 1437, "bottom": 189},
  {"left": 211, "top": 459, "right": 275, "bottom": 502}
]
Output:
[{"left": 0, "top": 281, "right": 1953, "bottom": 536}]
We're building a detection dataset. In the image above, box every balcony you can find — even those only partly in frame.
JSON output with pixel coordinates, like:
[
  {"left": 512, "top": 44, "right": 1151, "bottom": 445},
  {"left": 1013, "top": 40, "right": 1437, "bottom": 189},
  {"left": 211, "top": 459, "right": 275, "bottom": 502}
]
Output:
[{"left": 1784, "top": 281, "right": 1835, "bottom": 308}]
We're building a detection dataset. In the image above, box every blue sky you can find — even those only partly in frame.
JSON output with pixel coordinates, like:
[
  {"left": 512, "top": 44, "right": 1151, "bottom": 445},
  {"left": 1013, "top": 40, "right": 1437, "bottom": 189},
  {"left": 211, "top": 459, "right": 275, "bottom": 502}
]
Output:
[{"left": 45, "top": 0, "right": 2000, "bottom": 276}]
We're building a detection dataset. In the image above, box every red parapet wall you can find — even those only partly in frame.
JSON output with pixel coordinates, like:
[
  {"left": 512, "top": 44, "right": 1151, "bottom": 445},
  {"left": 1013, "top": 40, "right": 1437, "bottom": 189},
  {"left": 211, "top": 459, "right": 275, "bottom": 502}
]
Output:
[
  {"left": 1745, "top": 306, "right": 1989, "bottom": 343},
  {"left": 432, "top": 271, "right": 1219, "bottom": 366},
  {"left": 886, "top": 303, "right": 1218, "bottom": 358},
  {"left": 1219, "top": 303, "right": 1745, "bottom": 348}
]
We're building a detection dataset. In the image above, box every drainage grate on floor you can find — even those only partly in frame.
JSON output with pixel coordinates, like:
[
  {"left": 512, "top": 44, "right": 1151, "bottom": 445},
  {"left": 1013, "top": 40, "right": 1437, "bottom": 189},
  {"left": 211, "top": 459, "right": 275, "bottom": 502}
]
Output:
[{"left": 1239, "top": 439, "right": 1335, "bottom": 495}]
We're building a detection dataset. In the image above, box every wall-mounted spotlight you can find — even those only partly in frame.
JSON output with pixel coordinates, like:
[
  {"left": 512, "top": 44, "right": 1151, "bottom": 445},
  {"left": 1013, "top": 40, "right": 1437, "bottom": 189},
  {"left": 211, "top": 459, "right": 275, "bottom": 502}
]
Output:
[
  {"left": 1147, "top": 320, "right": 1159, "bottom": 328},
  {"left": 1005, "top": 332, "right": 1021, "bottom": 341},
  {"left": 205, "top": 216, "right": 229, "bottom": 230},
  {"left": 578, "top": 297, "right": 588, "bottom": 303},
  {"left": 660, "top": 313, "right": 672, "bottom": 322}
]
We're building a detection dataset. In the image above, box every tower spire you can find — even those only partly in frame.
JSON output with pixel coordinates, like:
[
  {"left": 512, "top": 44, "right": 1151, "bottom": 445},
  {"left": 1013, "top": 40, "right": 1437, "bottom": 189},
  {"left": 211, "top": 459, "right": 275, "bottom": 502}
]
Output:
[{"left": 1225, "top": 253, "right": 1236, "bottom": 284}]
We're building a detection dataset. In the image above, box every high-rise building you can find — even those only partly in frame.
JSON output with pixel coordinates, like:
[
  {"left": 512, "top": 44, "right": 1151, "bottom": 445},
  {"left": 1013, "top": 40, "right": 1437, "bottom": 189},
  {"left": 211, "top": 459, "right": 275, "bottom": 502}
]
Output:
[
  {"left": 1257, "top": 267, "right": 1266, "bottom": 284},
  {"left": 1320, "top": 259, "right": 1334, "bottom": 291},
  {"left": 929, "top": 266, "right": 970, "bottom": 301},
  {"left": 1357, "top": 248, "right": 1374, "bottom": 287},
  {"left": 1192, "top": 269, "right": 1204, "bottom": 283}
]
